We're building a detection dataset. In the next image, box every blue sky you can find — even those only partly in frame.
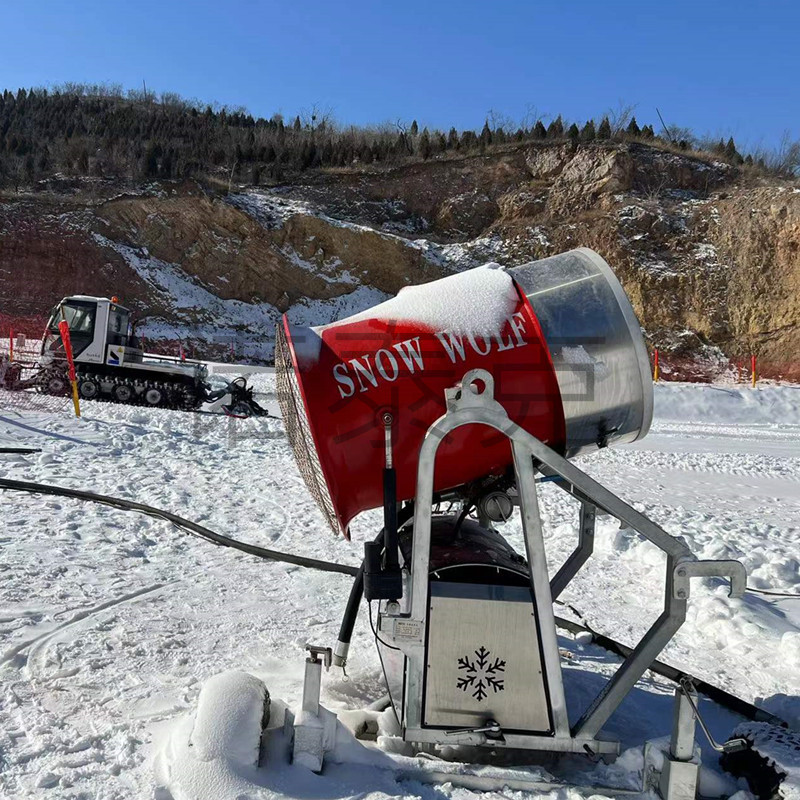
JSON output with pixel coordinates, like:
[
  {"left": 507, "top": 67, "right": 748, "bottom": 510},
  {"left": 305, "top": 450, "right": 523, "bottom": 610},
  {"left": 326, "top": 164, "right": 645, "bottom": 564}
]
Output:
[{"left": 2, "top": 0, "right": 798, "bottom": 151}]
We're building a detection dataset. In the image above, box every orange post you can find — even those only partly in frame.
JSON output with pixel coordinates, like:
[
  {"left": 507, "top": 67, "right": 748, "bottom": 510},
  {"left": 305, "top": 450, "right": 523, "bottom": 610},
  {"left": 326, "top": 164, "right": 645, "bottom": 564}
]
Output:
[
  {"left": 751, "top": 354, "right": 757, "bottom": 388},
  {"left": 653, "top": 348, "right": 659, "bottom": 382},
  {"left": 58, "top": 316, "right": 81, "bottom": 418}
]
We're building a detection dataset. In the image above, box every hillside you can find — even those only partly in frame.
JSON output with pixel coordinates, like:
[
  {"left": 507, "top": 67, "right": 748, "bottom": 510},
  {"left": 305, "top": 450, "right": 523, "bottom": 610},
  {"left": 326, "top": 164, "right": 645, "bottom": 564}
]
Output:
[{"left": 1, "top": 135, "right": 798, "bottom": 378}]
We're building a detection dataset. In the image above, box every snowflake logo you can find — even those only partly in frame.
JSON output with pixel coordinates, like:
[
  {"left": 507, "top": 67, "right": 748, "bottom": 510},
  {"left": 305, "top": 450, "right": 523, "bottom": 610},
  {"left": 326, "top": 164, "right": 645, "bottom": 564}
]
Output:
[{"left": 456, "top": 646, "right": 506, "bottom": 701}]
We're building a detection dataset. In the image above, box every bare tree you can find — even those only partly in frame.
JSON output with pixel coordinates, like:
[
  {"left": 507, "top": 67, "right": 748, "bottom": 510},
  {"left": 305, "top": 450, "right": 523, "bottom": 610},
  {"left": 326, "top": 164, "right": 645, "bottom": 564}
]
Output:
[
  {"left": 300, "top": 103, "right": 336, "bottom": 132},
  {"left": 606, "top": 100, "right": 637, "bottom": 135},
  {"left": 486, "top": 108, "right": 517, "bottom": 132},
  {"left": 764, "top": 132, "right": 800, "bottom": 177},
  {"left": 520, "top": 103, "right": 547, "bottom": 130}
]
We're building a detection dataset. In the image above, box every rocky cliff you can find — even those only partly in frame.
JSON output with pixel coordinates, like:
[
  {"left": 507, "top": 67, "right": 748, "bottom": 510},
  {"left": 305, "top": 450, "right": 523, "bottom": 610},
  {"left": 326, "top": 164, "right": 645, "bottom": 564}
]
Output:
[{"left": 1, "top": 140, "right": 797, "bottom": 377}]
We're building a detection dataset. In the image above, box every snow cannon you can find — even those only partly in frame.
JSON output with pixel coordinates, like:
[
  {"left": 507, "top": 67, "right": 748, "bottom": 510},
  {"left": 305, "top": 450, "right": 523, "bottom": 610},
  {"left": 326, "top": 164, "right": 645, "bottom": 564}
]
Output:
[
  {"left": 174, "top": 248, "right": 750, "bottom": 800},
  {"left": 276, "top": 248, "right": 653, "bottom": 538}
]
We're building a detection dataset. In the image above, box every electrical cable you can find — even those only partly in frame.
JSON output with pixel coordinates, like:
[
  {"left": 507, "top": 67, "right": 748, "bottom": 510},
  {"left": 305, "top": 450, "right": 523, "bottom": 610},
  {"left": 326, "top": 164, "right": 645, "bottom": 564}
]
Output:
[
  {"left": 368, "top": 601, "right": 401, "bottom": 727},
  {"left": 1, "top": 476, "right": 792, "bottom": 727},
  {"left": 552, "top": 607, "right": 787, "bottom": 727},
  {"left": 742, "top": 586, "right": 800, "bottom": 599},
  {"left": 368, "top": 600, "right": 401, "bottom": 652},
  {"left": 0, "top": 477, "right": 358, "bottom": 577}
]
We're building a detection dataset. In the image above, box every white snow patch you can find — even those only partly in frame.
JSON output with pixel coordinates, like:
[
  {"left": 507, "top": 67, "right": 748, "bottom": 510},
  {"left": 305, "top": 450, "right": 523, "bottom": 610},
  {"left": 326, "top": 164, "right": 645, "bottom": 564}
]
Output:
[
  {"left": 326, "top": 263, "right": 518, "bottom": 337},
  {"left": 653, "top": 382, "right": 800, "bottom": 425},
  {"left": 1, "top": 381, "right": 799, "bottom": 798}
]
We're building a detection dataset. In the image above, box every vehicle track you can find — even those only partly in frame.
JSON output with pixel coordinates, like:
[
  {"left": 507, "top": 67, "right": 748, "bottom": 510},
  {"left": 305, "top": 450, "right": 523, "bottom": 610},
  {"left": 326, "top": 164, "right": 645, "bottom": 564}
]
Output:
[{"left": 0, "top": 581, "right": 177, "bottom": 673}]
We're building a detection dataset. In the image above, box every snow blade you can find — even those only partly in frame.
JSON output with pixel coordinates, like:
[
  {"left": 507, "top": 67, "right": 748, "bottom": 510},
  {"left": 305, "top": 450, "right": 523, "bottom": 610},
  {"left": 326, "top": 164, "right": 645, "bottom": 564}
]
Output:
[{"left": 222, "top": 376, "right": 270, "bottom": 418}]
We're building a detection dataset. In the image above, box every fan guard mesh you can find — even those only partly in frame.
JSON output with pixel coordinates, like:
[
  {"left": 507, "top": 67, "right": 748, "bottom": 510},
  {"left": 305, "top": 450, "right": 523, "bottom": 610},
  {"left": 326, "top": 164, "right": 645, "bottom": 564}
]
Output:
[{"left": 275, "top": 323, "right": 340, "bottom": 535}]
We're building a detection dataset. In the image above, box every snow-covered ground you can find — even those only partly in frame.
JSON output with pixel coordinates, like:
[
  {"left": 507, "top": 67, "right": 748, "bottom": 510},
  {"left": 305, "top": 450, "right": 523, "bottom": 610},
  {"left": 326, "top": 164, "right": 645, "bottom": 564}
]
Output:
[{"left": 0, "top": 381, "right": 798, "bottom": 798}]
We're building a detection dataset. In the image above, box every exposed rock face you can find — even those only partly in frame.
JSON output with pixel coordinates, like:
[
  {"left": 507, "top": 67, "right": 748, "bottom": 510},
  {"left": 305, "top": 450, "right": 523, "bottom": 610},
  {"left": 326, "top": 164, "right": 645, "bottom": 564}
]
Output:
[
  {"left": 0, "top": 141, "right": 797, "bottom": 376},
  {"left": 711, "top": 188, "right": 800, "bottom": 365},
  {"left": 435, "top": 191, "right": 499, "bottom": 236}
]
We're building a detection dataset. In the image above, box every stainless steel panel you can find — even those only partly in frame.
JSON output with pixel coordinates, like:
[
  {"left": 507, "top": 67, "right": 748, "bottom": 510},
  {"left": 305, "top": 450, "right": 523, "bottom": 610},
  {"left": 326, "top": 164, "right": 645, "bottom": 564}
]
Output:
[
  {"left": 509, "top": 248, "right": 653, "bottom": 457},
  {"left": 423, "top": 583, "right": 551, "bottom": 732}
]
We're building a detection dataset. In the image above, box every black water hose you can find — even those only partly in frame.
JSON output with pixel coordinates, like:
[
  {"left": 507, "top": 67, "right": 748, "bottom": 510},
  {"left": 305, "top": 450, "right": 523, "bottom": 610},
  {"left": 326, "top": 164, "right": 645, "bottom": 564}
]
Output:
[
  {"left": 0, "top": 447, "right": 42, "bottom": 454},
  {"left": 336, "top": 504, "right": 416, "bottom": 654},
  {"left": 0, "top": 477, "right": 357, "bottom": 577},
  {"left": 552, "top": 613, "right": 786, "bottom": 726},
  {"left": 336, "top": 542, "right": 373, "bottom": 649},
  {"left": 0, "top": 476, "right": 787, "bottom": 728}
]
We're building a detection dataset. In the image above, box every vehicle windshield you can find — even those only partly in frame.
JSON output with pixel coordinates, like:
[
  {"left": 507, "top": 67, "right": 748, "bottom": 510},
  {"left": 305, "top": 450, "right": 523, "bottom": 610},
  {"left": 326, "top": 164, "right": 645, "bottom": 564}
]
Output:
[
  {"left": 50, "top": 302, "right": 96, "bottom": 334},
  {"left": 44, "top": 300, "right": 97, "bottom": 356}
]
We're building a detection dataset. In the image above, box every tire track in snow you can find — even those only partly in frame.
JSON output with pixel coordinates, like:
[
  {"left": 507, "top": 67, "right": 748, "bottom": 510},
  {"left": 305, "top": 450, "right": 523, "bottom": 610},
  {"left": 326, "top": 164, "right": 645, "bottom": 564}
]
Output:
[{"left": 0, "top": 581, "right": 178, "bottom": 672}]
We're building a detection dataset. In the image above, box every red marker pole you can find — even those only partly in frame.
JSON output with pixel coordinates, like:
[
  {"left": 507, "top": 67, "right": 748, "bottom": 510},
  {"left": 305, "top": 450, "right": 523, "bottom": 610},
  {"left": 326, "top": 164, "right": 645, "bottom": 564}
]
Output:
[
  {"left": 653, "top": 348, "right": 659, "bottom": 382},
  {"left": 9, "top": 329, "right": 14, "bottom": 362},
  {"left": 751, "top": 354, "right": 757, "bottom": 388},
  {"left": 58, "top": 318, "right": 81, "bottom": 418}
]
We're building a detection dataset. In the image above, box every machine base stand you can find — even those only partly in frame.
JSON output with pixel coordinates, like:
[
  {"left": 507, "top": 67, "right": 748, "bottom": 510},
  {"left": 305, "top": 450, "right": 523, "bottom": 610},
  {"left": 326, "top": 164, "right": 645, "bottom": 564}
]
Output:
[
  {"left": 292, "top": 645, "right": 337, "bottom": 772},
  {"left": 658, "top": 756, "right": 700, "bottom": 800},
  {"left": 645, "top": 741, "right": 701, "bottom": 800},
  {"left": 292, "top": 706, "right": 337, "bottom": 772}
]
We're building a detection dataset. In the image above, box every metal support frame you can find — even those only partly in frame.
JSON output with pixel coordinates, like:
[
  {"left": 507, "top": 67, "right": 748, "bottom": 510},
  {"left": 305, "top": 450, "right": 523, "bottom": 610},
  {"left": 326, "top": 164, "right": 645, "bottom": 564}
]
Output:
[
  {"left": 379, "top": 369, "right": 746, "bottom": 756},
  {"left": 551, "top": 501, "right": 596, "bottom": 601}
]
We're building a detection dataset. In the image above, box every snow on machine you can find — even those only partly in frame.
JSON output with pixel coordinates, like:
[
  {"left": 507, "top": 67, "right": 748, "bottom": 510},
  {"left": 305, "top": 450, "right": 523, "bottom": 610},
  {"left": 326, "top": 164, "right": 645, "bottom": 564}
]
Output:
[
  {"left": 1, "top": 294, "right": 266, "bottom": 416},
  {"left": 165, "top": 249, "right": 795, "bottom": 799}
]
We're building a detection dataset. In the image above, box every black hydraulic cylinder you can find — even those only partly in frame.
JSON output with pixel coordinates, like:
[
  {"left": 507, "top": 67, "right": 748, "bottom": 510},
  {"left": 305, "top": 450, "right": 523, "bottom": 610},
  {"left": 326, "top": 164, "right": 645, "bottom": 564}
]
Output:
[{"left": 383, "top": 467, "right": 400, "bottom": 572}]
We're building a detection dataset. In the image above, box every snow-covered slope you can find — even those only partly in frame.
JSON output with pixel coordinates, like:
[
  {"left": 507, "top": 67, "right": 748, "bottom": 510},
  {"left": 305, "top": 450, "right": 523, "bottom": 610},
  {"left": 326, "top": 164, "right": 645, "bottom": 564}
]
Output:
[{"left": 0, "top": 382, "right": 798, "bottom": 798}]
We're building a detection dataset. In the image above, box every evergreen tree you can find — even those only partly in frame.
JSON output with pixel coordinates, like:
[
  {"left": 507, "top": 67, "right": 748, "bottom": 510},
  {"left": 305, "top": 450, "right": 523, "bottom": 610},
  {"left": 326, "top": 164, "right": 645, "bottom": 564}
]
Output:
[
  {"left": 597, "top": 116, "right": 612, "bottom": 140},
  {"left": 161, "top": 149, "right": 173, "bottom": 177},
  {"left": 547, "top": 115, "right": 564, "bottom": 138},
  {"left": 579, "top": 120, "right": 596, "bottom": 143},
  {"left": 292, "top": 115, "right": 301, "bottom": 132},
  {"left": 641, "top": 124, "right": 655, "bottom": 139},
  {"left": 725, "top": 136, "right": 738, "bottom": 160},
  {"left": 626, "top": 117, "right": 641, "bottom": 137},
  {"left": 567, "top": 123, "right": 580, "bottom": 142},
  {"left": 533, "top": 120, "right": 547, "bottom": 139},
  {"left": 409, "top": 120, "right": 419, "bottom": 136},
  {"left": 418, "top": 128, "right": 432, "bottom": 159},
  {"left": 447, "top": 127, "right": 459, "bottom": 149},
  {"left": 37, "top": 146, "right": 50, "bottom": 173},
  {"left": 141, "top": 141, "right": 160, "bottom": 178},
  {"left": 460, "top": 130, "right": 477, "bottom": 150},
  {"left": 479, "top": 120, "right": 492, "bottom": 148},
  {"left": 24, "top": 153, "right": 35, "bottom": 183}
]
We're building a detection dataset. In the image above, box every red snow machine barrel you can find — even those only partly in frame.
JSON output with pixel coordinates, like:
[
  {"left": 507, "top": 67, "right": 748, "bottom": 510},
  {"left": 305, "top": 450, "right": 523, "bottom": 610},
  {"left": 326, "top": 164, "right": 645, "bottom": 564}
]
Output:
[{"left": 276, "top": 248, "right": 652, "bottom": 537}]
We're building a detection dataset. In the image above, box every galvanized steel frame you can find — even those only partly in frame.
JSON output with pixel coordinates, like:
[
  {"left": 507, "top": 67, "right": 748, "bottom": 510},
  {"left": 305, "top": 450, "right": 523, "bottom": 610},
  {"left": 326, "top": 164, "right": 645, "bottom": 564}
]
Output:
[{"left": 383, "top": 368, "right": 745, "bottom": 752}]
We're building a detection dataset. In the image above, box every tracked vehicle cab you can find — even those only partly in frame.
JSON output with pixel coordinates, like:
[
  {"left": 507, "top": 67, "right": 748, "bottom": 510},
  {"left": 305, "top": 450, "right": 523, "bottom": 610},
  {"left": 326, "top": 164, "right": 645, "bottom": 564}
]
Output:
[{"left": 43, "top": 296, "right": 142, "bottom": 366}]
